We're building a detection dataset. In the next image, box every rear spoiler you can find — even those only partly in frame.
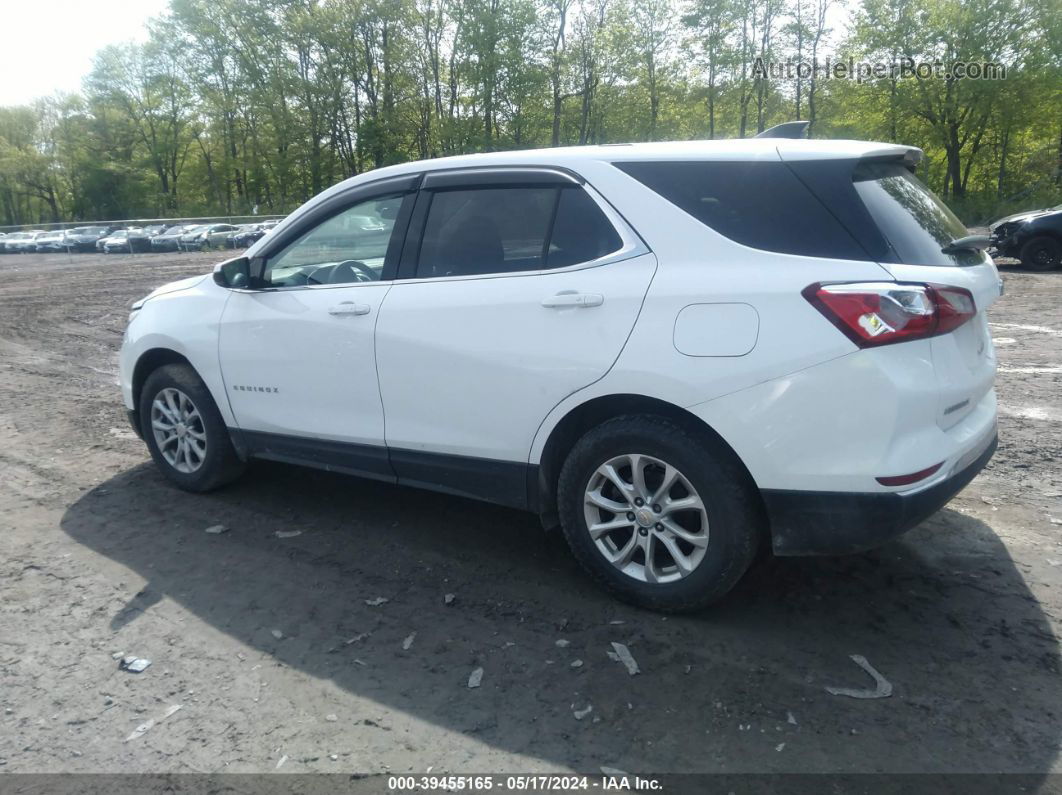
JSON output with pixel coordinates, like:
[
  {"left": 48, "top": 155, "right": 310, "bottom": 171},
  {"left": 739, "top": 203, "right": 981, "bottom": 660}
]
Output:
[{"left": 857, "top": 147, "right": 924, "bottom": 172}]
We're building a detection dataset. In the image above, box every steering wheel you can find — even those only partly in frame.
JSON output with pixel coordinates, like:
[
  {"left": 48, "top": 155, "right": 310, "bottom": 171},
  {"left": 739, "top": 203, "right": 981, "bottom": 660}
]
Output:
[
  {"left": 335, "top": 260, "right": 378, "bottom": 282},
  {"left": 305, "top": 260, "right": 377, "bottom": 285}
]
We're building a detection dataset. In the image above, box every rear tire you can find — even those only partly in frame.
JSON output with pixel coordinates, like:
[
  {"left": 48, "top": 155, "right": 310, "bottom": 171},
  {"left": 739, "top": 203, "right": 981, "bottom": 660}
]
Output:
[
  {"left": 557, "top": 415, "right": 760, "bottom": 612},
  {"left": 139, "top": 364, "right": 245, "bottom": 492},
  {"left": 1020, "top": 236, "right": 1062, "bottom": 272}
]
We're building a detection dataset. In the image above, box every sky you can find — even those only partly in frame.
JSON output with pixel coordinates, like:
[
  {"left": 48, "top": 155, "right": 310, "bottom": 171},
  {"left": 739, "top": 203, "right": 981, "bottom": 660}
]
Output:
[{"left": 0, "top": 0, "right": 169, "bottom": 106}]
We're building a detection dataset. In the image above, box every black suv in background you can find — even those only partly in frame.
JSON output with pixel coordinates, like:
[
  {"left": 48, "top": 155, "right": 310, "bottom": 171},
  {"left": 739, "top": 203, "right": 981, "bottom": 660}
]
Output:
[{"left": 990, "top": 205, "right": 1062, "bottom": 271}]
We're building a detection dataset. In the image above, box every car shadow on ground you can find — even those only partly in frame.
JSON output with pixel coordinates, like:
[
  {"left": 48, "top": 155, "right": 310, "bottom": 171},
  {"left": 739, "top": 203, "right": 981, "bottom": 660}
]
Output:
[{"left": 61, "top": 460, "right": 1060, "bottom": 775}]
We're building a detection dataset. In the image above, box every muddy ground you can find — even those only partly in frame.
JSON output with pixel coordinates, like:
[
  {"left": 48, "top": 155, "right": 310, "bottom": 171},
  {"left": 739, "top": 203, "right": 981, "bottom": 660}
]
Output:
[{"left": 0, "top": 250, "right": 1060, "bottom": 786}]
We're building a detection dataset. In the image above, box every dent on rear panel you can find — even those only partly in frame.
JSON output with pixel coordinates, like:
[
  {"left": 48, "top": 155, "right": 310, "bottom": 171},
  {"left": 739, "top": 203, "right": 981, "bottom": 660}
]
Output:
[{"left": 672, "top": 302, "right": 759, "bottom": 357}]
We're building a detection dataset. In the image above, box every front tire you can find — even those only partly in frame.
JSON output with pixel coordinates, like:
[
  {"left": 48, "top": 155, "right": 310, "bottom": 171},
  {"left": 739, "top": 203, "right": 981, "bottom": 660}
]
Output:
[
  {"left": 1020, "top": 236, "right": 1062, "bottom": 272},
  {"left": 139, "top": 364, "right": 245, "bottom": 492},
  {"left": 557, "top": 415, "right": 760, "bottom": 612}
]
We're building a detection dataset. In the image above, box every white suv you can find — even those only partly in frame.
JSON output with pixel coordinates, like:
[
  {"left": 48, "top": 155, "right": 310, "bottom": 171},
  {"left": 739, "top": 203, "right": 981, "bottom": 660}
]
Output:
[{"left": 120, "top": 134, "right": 1000, "bottom": 611}]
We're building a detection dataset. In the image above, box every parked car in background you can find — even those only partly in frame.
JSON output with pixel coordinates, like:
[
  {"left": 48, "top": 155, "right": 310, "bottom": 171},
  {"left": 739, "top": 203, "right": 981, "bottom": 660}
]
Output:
[
  {"left": 101, "top": 229, "right": 142, "bottom": 253},
  {"left": 34, "top": 230, "right": 67, "bottom": 253},
  {"left": 179, "top": 223, "right": 239, "bottom": 251},
  {"left": 205, "top": 224, "right": 242, "bottom": 249},
  {"left": 175, "top": 225, "right": 210, "bottom": 251},
  {"left": 223, "top": 224, "right": 255, "bottom": 248},
  {"left": 1, "top": 232, "right": 26, "bottom": 253},
  {"left": 6, "top": 231, "right": 47, "bottom": 252},
  {"left": 989, "top": 205, "right": 1062, "bottom": 271},
  {"left": 151, "top": 224, "right": 195, "bottom": 252},
  {"left": 127, "top": 224, "right": 170, "bottom": 252},
  {"left": 64, "top": 226, "right": 114, "bottom": 253},
  {"left": 228, "top": 219, "right": 281, "bottom": 248},
  {"left": 121, "top": 135, "right": 1001, "bottom": 610}
]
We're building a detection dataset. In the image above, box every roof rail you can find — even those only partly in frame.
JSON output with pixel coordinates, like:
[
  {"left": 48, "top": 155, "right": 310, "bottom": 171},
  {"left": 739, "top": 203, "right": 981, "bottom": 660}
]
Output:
[{"left": 754, "top": 121, "right": 810, "bottom": 139}]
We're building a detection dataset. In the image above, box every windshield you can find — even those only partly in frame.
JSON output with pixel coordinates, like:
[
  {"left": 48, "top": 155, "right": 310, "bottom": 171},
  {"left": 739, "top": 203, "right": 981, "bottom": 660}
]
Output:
[{"left": 853, "top": 162, "right": 982, "bottom": 267}]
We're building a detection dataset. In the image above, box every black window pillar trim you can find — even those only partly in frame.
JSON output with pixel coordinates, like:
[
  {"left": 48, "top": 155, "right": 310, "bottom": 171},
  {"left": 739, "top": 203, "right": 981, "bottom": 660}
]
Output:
[{"left": 397, "top": 189, "right": 434, "bottom": 280}]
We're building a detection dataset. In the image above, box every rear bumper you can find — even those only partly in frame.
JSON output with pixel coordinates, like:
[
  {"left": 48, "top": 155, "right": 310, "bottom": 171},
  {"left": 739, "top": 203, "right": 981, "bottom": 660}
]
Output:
[{"left": 763, "top": 433, "right": 997, "bottom": 556}]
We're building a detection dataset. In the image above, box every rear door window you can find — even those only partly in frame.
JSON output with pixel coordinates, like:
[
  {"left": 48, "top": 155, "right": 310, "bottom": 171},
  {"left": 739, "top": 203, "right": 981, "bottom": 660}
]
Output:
[
  {"left": 547, "top": 188, "right": 623, "bottom": 268},
  {"left": 415, "top": 185, "right": 622, "bottom": 278}
]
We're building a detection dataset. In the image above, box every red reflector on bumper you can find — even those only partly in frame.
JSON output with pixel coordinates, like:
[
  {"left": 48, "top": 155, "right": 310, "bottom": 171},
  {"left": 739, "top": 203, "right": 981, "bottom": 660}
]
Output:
[{"left": 876, "top": 462, "right": 944, "bottom": 487}]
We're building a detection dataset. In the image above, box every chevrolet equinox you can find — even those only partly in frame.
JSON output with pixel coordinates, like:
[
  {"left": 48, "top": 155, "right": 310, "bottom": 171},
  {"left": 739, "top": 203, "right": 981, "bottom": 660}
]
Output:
[{"left": 120, "top": 134, "right": 1000, "bottom": 611}]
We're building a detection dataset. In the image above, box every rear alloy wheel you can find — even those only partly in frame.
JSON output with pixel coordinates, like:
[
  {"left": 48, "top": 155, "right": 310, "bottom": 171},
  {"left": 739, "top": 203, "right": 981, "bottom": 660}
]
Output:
[
  {"left": 140, "top": 363, "right": 245, "bottom": 492},
  {"left": 558, "top": 415, "right": 760, "bottom": 612},
  {"left": 583, "top": 453, "right": 709, "bottom": 584},
  {"left": 1020, "top": 236, "right": 1062, "bottom": 272}
]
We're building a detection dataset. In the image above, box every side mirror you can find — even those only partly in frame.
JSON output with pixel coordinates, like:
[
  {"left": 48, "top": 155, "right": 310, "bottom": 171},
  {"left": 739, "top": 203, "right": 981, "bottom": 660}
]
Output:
[{"left": 213, "top": 256, "right": 252, "bottom": 289}]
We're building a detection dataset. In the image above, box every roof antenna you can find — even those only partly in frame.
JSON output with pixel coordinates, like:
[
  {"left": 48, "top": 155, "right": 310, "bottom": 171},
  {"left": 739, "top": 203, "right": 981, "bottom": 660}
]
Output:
[{"left": 754, "top": 121, "right": 810, "bottom": 139}]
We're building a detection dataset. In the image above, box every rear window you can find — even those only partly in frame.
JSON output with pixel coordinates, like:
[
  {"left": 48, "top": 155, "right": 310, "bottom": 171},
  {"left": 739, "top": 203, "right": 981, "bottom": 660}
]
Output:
[
  {"left": 615, "top": 160, "right": 868, "bottom": 261},
  {"left": 852, "top": 162, "right": 981, "bottom": 267}
]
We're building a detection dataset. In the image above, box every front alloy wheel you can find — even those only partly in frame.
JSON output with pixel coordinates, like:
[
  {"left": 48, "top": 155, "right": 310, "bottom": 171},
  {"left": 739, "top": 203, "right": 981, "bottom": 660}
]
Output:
[
  {"left": 584, "top": 454, "right": 709, "bottom": 583},
  {"left": 139, "top": 363, "right": 245, "bottom": 492},
  {"left": 151, "top": 387, "right": 207, "bottom": 473}
]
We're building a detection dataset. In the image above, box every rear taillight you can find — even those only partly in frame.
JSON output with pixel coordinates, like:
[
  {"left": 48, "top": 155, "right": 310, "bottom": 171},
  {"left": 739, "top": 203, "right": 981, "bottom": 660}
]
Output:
[{"left": 802, "top": 282, "right": 976, "bottom": 348}]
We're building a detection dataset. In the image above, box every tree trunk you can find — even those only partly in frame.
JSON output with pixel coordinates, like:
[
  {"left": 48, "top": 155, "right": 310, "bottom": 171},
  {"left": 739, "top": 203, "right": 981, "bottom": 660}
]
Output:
[
  {"left": 946, "top": 126, "right": 964, "bottom": 198},
  {"left": 997, "top": 126, "right": 1010, "bottom": 198}
]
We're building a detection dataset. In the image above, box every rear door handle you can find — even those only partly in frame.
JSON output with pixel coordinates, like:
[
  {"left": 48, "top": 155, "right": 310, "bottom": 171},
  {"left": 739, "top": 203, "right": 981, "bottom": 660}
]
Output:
[
  {"left": 541, "top": 291, "right": 604, "bottom": 309},
  {"left": 328, "top": 302, "right": 371, "bottom": 316}
]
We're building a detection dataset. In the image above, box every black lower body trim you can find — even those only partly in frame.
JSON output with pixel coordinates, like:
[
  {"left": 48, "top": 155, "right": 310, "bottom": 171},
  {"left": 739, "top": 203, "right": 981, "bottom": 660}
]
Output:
[
  {"left": 239, "top": 429, "right": 394, "bottom": 483},
  {"left": 389, "top": 447, "right": 532, "bottom": 510},
  {"left": 763, "top": 434, "right": 997, "bottom": 556},
  {"left": 233, "top": 429, "right": 534, "bottom": 511}
]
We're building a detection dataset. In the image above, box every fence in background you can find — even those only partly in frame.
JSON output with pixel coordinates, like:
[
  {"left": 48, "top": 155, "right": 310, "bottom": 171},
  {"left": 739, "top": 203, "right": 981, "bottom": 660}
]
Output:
[{"left": 0, "top": 215, "right": 287, "bottom": 235}]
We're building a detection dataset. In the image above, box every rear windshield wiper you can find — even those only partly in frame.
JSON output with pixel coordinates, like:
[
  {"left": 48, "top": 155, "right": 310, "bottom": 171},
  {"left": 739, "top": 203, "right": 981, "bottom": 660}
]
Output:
[{"left": 941, "top": 235, "right": 991, "bottom": 255}]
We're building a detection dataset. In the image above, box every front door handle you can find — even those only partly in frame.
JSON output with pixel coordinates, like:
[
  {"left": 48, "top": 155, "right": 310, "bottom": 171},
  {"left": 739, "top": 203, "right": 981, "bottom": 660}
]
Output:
[
  {"left": 541, "top": 291, "right": 604, "bottom": 309},
  {"left": 328, "top": 302, "right": 371, "bottom": 316}
]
